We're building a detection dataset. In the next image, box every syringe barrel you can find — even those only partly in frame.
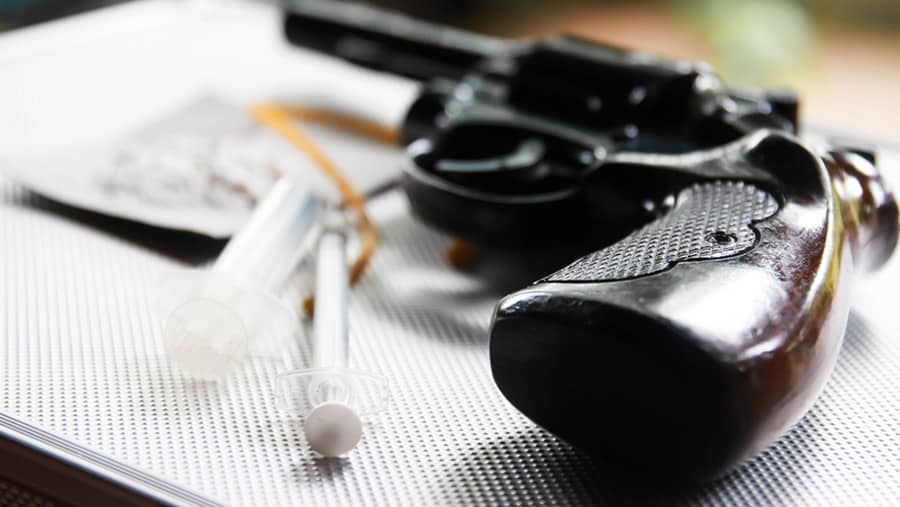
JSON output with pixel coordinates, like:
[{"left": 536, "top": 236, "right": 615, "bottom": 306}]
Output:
[
  {"left": 214, "top": 177, "right": 320, "bottom": 293},
  {"left": 158, "top": 178, "right": 319, "bottom": 380},
  {"left": 312, "top": 223, "right": 349, "bottom": 369}
]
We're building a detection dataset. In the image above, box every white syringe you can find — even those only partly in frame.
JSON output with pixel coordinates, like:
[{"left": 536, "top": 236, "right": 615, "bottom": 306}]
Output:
[
  {"left": 156, "top": 178, "right": 320, "bottom": 380},
  {"left": 275, "top": 213, "right": 388, "bottom": 457}
]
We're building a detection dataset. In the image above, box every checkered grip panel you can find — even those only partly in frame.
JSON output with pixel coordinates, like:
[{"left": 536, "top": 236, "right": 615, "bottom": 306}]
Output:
[{"left": 547, "top": 180, "right": 779, "bottom": 282}]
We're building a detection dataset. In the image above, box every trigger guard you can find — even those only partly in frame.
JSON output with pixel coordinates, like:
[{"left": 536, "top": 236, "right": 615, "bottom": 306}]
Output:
[
  {"left": 404, "top": 138, "right": 579, "bottom": 204},
  {"left": 402, "top": 137, "right": 586, "bottom": 247},
  {"left": 434, "top": 138, "right": 546, "bottom": 174}
]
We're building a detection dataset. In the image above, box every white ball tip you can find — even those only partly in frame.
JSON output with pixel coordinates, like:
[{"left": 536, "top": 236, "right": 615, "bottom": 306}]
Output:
[{"left": 304, "top": 402, "right": 362, "bottom": 457}]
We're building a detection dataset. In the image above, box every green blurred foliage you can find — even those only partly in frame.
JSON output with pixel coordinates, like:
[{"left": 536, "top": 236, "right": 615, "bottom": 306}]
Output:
[
  {"left": 676, "top": 0, "right": 818, "bottom": 87},
  {"left": 676, "top": 0, "right": 899, "bottom": 86}
]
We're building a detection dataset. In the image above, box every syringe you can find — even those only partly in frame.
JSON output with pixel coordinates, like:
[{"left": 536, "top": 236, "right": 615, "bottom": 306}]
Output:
[
  {"left": 275, "top": 213, "right": 388, "bottom": 457},
  {"left": 157, "top": 178, "right": 320, "bottom": 380}
]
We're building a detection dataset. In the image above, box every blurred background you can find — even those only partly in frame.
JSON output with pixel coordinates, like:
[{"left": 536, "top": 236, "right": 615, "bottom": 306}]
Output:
[{"left": 1, "top": 0, "right": 898, "bottom": 140}]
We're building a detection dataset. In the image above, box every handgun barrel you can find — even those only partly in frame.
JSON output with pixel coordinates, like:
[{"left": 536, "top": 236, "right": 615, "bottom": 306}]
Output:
[{"left": 284, "top": 0, "right": 511, "bottom": 82}]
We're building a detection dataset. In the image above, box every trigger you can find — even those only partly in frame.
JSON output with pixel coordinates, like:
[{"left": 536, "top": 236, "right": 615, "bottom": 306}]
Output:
[{"left": 435, "top": 138, "right": 546, "bottom": 173}]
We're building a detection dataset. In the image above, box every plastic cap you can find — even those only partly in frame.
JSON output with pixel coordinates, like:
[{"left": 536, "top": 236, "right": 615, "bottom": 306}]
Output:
[
  {"left": 157, "top": 270, "right": 298, "bottom": 380},
  {"left": 163, "top": 298, "right": 248, "bottom": 381}
]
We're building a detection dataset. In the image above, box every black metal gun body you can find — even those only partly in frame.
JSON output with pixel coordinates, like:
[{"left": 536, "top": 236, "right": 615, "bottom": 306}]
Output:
[
  {"left": 286, "top": 2, "right": 798, "bottom": 249},
  {"left": 284, "top": 1, "right": 898, "bottom": 480}
]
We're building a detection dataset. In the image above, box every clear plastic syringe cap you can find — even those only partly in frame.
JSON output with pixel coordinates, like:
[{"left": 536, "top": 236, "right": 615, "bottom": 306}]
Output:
[
  {"left": 155, "top": 178, "right": 319, "bottom": 381},
  {"left": 157, "top": 270, "right": 298, "bottom": 380},
  {"left": 164, "top": 297, "right": 247, "bottom": 380}
]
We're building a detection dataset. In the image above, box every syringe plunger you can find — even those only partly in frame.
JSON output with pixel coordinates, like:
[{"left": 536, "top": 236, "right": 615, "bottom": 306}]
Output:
[{"left": 275, "top": 214, "right": 388, "bottom": 457}]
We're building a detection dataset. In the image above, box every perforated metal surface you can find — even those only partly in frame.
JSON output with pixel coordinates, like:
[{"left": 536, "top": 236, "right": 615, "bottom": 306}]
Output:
[
  {"left": 548, "top": 181, "right": 779, "bottom": 282},
  {"left": 1, "top": 174, "right": 899, "bottom": 506}
]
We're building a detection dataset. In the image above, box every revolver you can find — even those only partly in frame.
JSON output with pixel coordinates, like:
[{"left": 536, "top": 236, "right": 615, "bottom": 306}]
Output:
[{"left": 284, "top": 1, "right": 899, "bottom": 480}]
